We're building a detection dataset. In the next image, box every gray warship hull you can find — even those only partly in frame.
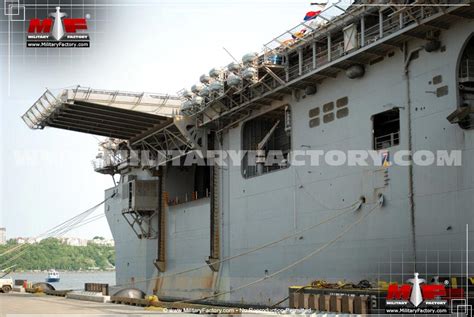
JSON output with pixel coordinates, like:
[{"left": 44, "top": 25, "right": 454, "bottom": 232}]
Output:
[{"left": 22, "top": 0, "right": 474, "bottom": 307}]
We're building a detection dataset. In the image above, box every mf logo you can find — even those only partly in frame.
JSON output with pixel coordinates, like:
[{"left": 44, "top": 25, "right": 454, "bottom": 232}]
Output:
[
  {"left": 26, "top": 7, "right": 90, "bottom": 48},
  {"left": 387, "top": 273, "right": 446, "bottom": 307}
]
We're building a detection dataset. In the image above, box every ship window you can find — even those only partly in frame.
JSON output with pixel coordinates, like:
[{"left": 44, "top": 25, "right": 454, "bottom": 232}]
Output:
[
  {"left": 336, "top": 108, "right": 349, "bottom": 119},
  {"left": 323, "top": 113, "right": 334, "bottom": 123},
  {"left": 432, "top": 75, "right": 443, "bottom": 85},
  {"left": 309, "top": 107, "right": 320, "bottom": 118},
  {"left": 436, "top": 86, "right": 449, "bottom": 97},
  {"left": 309, "top": 117, "right": 320, "bottom": 128},
  {"left": 323, "top": 102, "right": 334, "bottom": 113},
  {"left": 336, "top": 97, "right": 348, "bottom": 108},
  {"left": 241, "top": 106, "right": 291, "bottom": 178},
  {"left": 373, "top": 109, "right": 400, "bottom": 150}
]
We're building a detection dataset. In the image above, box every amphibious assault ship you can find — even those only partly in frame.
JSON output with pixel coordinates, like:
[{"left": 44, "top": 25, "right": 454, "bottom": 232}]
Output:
[{"left": 23, "top": 0, "right": 474, "bottom": 307}]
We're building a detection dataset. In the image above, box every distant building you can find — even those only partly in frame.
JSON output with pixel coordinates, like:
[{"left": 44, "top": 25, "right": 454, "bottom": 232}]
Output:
[
  {"left": 26, "top": 237, "right": 39, "bottom": 244},
  {"left": 0, "top": 228, "right": 5, "bottom": 245},
  {"left": 13, "top": 237, "right": 39, "bottom": 244},
  {"left": 12, "top": 236, "right": 114, "bottom": 247},
  {"left": 90, "top": 238, "right": 115, "bottom": 247},
  {"left": 65, "top": 237, "right": 88, "bottom": 246}
]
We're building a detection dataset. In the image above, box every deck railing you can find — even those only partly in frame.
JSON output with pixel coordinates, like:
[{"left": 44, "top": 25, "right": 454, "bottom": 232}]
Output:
[
  {"left": 260, "top": 2, "right": 459, "bottom": 87},
  {"left": 375, "top": 131, "right": 400, "bottom": 150},
  {"left": 187, "top": 1, "right": 470, "bottom": 126},
  {"left": 21, "top": 90, "right": 59, "bottom": 129}
]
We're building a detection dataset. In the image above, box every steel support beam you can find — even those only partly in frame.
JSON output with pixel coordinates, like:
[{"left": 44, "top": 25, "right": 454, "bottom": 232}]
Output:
[
  {"left": 154, "top": 166, "right": 166, "bottom": 272},
  {"left": 206, "top": 133, "right": 220, "bottom": 272}
]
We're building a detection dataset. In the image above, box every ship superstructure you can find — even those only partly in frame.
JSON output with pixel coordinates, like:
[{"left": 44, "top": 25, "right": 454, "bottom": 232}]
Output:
[{"left": 22, "top": 0, "right": 474, "bottom": 306}]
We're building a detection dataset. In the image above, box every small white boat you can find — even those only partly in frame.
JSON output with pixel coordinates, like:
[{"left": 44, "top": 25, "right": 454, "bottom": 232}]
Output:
[{"left": 45, "top": 269, "right": 60, "bottom": 283}]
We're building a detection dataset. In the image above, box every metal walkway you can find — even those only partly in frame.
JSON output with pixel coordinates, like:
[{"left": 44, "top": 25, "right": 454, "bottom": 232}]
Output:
[{"left": 191, "top": 0, "right": 473, "bottom": 130}]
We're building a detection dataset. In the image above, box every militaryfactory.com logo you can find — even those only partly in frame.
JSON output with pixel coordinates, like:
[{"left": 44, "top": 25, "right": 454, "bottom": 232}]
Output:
[
  {"left": 26, "top": 7, "right": 89, "bottom": 48},
  {"left": 385, "top": 273, "right": 449, "bottom": 314}
]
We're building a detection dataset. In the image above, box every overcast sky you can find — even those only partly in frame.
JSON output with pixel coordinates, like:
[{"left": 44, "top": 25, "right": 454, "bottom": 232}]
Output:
[{"left": 0, "top": 0, "right": 350, "bottom": 240}]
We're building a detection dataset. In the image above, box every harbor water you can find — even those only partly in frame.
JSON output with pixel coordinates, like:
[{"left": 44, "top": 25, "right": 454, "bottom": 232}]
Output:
[{"left": 8, "top": 271, "right": 116, "bottom": 290}]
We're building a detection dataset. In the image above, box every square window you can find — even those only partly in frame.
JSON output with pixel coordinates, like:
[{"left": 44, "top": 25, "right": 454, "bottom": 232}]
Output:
[
  {"left": 336, "top": 108, "right": 349, "bottom": 119},
  {"left": 336, "top": 97, "right": 348, "bottom": 108},
  {"left": 309, "top": 117, "right": 320, "bottom": 128},
  {"left": 323, "top": 102, "right": 334, "bottom": 113},
  {"left": 323, "top": 112, "right": 334, "bottom": 123},
  {"left": 309, "top": 107, "right": 320, "bottom": 118}
]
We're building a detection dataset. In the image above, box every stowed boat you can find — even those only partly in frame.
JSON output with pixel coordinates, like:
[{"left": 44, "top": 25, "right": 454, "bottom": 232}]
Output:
[{"left": 45, "top": 270, "right": 60, "bottom": 283}]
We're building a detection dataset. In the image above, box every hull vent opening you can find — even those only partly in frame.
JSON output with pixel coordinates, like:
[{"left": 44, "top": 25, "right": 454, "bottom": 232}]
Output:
[
  {"left": 241, "top": 105, "right": 291, "bottom": 178},
  {"left": 372, "top": 109, "right": 400, "bottom": 151},
  {"left": 448, "top": 35, "right": 474, "bottom": 129}
]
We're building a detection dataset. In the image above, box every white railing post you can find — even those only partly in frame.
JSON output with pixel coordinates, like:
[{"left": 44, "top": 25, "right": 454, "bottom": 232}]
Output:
[
  {"left": 327, "top": 34, "right": 332, "bottom": 62},
  {"left": 298, "top": 48, "right": 303, "bottom": 76},
  {"left": 379, "top": 10, "right": 384, "bottom": 38},
  {"left": 312, "top": 42, "right": 317, "bottom": 69}
]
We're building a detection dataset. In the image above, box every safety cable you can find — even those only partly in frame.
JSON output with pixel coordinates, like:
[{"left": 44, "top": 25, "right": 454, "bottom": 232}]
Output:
[
  {"left": 0, "top": 197, "right": 109, "bottom": 257},
  {"left": 0, "top": 196, "right": 114, "bottom": 270},
  {"left": 111, "top": 199, "right": 362, "bottom": 288},
  {"left": 173, "top": 201, "right": 380, "bottom": 304}
]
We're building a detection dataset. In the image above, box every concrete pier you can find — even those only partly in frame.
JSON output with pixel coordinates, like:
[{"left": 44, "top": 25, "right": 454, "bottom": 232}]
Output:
[{"left": 0, "top": 293, "right": 155, "bottom": 315}]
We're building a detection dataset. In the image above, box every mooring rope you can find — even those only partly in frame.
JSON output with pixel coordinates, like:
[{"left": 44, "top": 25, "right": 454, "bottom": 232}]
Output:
[
  {"left": 0, "top": 196, "right": 114, "bottom": 270},
  {"left": 172, "top": 201, "right": 381, "bottom": 304},
  {"left": 111, "top": 199, "right": 363, "bottom": 289}
]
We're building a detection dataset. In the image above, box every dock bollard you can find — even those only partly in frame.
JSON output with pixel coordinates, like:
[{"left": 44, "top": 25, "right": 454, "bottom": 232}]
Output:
[{"left": 146, "top": 295, "right": 159, "bottom": 304}]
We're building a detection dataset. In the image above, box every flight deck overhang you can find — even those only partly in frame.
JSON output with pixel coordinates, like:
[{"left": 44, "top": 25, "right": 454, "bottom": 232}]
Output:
[
  {"left": 22, "top": 87, "right": 179, "bottom": 140},
  {"left": 45, "top": 100, "right": 173, "bottom": 140},
  {"left": 22, "top": 87, "right": 207, "bottom": 169}
]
